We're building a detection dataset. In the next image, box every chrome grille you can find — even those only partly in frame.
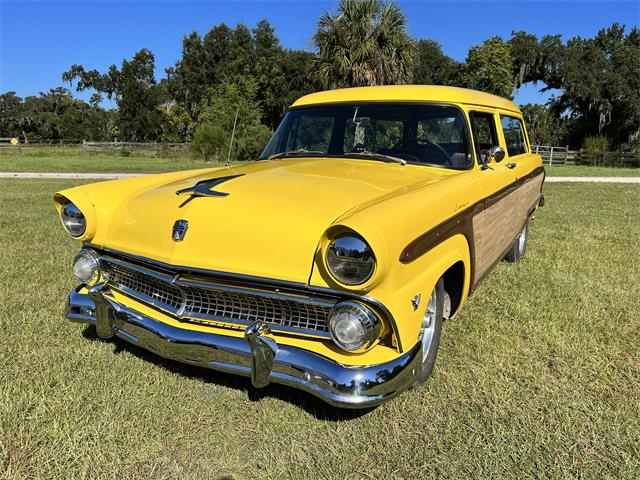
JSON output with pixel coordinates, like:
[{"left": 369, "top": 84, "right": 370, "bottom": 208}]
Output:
[
  {"left": 102, "top": 259, "right": 332, "bottom": 335},
  {"left": 105, "top": 263, "right": 183, "bottom": 310}
]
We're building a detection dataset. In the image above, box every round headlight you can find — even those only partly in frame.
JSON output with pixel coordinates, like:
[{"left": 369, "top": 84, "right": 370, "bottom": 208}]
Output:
[
  {"left": 73, "top": 250, "right": 101, "bottom": 285},
  {"left": 328, "top": 301, "right": 381, "bottom": 352},
  {"left": 326, "top": 234, "right": 375, "bottom": 285},
  {"left": 61, "top": 201, "right": 86, "bottom": 237}
]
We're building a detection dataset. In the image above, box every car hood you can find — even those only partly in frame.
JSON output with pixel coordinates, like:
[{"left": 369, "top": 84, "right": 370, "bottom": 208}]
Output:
[{"left": 93, "top": 158, "right": 446, "bottom": 283}]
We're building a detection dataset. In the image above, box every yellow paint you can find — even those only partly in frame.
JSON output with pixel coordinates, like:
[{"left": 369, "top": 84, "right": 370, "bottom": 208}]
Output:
[
  {"left": 55, "top": 86, "right": 542, "bottom": 366},
  {"left": 293, "top": 85, "right": 522, "bottom": 113}
]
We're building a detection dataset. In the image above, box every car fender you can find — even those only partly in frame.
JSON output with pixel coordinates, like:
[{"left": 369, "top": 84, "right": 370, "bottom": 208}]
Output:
[{"left": 367, "top": 233, "right": 472, "bottom": 351}]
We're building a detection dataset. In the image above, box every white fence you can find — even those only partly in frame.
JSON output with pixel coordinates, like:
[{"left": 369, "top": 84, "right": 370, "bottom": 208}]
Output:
[
  {"left": 82, "top": 141, "right": 188, "bottom": 156},
  {"left": 532, "top": 145, "right": 573, "bottom": 166},
  {"left": 0, "top": 140, "right": 190, "bottom": 157}
]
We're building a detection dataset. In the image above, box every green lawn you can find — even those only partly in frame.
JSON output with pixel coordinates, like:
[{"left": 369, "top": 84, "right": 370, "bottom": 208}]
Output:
[
  {"left": 0, "top": 152, "right": 240, "bottom": 173},
  {"left": 1, "top": 180, "right": 639, "bottom": 479},
  {"left": 2, "top": 151, "right": 639, "bottom": 177},
  {"left": 545, "top": 165, "right": 640, "bottom": 177}
]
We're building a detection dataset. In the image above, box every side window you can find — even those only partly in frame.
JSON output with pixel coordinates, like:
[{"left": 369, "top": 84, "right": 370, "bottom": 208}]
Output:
[
  {"left": 500, "top": 116, "right": 528, "bottom": 156},
  {"left": 470, "top": 112, "right": 499, "bottom": 163},
  {"left": 286, "top": 115, "right": 334, "bottom": 152}
]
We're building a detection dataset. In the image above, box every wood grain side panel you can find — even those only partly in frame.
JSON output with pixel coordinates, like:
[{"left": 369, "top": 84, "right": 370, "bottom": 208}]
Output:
[
  {"left": 472, "top": 172, "right": 544, "bottom": 283},
  {"left": 400, "top": 167, "right": 545, "bottom": 292}
]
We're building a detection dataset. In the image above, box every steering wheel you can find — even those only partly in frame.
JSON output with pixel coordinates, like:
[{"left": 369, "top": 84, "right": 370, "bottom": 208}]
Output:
[
  {"left": 389, "top": 139, "right": 451, "bottom": 165},
  {"left": 422, "top": 140, "right": 452, "bottom": 165}
]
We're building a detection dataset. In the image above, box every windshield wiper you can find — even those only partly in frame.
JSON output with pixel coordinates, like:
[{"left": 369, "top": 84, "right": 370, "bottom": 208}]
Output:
[
  {"left": 267, "top": 149, "right": 325, "bottom": 160},
  {"left": 343, "top": 151, "right": 407, "bottom": 165}
]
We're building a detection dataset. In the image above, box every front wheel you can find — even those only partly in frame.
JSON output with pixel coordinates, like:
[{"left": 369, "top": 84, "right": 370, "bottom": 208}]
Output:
[
  {"left": 504, "top": 221, "right": 529, "bottom": 262},
  {"left": 413, "top": 278, "right": 444, "bottom": 386}
]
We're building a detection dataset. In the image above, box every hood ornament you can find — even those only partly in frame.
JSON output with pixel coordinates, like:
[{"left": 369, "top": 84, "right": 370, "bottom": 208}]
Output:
[
  {"left": 172, "top": 220, "right": 189, "bottom": 241},
  {"left": 176, "top": 174, "right": 244, "bottom": 198}
]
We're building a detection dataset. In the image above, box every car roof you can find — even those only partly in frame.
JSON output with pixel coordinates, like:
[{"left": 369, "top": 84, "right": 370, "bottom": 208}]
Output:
[{"left": 291, "top": 85, "right": 522, "bottom": 114}]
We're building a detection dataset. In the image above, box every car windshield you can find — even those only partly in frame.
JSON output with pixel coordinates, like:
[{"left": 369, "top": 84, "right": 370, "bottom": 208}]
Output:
[{"left": 260, "top": 103, "right": 473, "bottom": 169}]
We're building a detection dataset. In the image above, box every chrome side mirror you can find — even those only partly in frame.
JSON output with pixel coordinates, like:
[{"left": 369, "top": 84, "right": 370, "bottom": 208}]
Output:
[
  {"left": 488, "top": 146, "right": 505, "bottom": 163},
  {"left": 481, "top": 146, "right": 505, "bottom": 170}
]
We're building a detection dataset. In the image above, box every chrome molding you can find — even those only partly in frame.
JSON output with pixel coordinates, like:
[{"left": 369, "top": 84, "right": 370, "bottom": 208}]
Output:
[{"left": 65, "top": 287, "right": 421, "bottom": 408}]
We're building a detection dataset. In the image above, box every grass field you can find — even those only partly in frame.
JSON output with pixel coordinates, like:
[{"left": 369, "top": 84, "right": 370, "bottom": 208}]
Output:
[
  {"left": 544, "top": 165, "right": 640, "bottom": 177},
  {"left": 0, "top": 152, "right": 239, "bottom": 173},
  {"left": 1, "top": 152, "right": 639, "bottom": 177},
  {"left": 1, "top": 179, "right": 639, "bottom": 479}
]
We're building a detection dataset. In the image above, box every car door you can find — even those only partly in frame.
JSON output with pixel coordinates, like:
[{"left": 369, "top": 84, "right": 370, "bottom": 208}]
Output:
[
  {"left": 468, "top": 110, "right": 518, "bottom": 284},
  {"left": 499, "top": 113, "right": 538, "bottom": 177},
  {"left": 498, "top": 112, "right": 545, "bottom": 215}
]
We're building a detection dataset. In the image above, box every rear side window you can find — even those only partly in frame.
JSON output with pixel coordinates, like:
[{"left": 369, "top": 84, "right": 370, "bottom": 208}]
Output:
[{"left": 500, "top": 116, "right": 528, "bottom": 156}]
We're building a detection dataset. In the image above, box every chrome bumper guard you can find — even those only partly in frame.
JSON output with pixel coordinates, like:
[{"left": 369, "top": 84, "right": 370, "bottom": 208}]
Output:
[{"left": 65, "top": 284, "right": 421, "bottom": 408}]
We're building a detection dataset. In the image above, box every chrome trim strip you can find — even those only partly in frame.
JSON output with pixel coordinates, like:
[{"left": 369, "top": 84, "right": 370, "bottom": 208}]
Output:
[
  {"left": 87, "top": 243, "right": 311, "bottom": 292},
  {"left": 175, "top": 278, "right": 336, "bottom": 308},
  {"left": 100, "top": 256, "right": 177, "bottom": 284},
  {"left": 86, "top": 244, "right": 404, "bottom": 351},
  {"left": 66, "top": 287, "right": 421, "bottom": 409}
]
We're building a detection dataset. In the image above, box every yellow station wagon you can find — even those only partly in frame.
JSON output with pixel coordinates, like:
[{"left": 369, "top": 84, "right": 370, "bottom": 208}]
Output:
[{"left": 57, "top": 85, "right": 544, "bottom": 408}]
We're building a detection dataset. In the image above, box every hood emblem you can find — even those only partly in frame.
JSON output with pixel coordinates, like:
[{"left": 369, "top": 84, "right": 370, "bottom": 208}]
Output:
[
  {"left": 172, "top": 220, "right": 189, "bottom": 241},
  {"left": 176, "top": 174, "right": 244, "bottom": 198}
]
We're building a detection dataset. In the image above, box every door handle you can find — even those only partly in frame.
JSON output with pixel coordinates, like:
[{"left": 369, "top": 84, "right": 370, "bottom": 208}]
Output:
[{"left": 506, "top": 162, "right": 517, "bottom": 169}]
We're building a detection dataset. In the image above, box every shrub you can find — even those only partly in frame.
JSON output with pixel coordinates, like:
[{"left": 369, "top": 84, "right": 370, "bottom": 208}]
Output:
[
  {"left": 233, "top": 124, "right": 272, "bottom": 161},
  {"left": 191, "top": 123, "right": 227, "bottom": 162},
  {"left": 582, "top": 135, "right": 609, "bottom": 155},
  {"left": 119, "top": 148, "right": 131, "bottom": 157}
]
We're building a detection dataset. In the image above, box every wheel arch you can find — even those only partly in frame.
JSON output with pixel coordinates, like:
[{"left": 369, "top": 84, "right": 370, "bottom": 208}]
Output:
[
  {"left": 385, "top": 233, "right": 472, "bottom": 349},
  {"left": 441, "top": 260, "right": 466, "bottom": 319}
]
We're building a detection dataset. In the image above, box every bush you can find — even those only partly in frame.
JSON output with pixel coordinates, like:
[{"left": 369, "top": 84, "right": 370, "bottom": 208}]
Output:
[
  {"left": 191, "top": 123, "right": 227, "bottom": 162},
  {"left": 119, "top": 148, "right": 131, "bottom": 157},
  {"left": 233, "top": 124, "right": 272, "bottom": 161},
  {"left": 582, "top": 135, "right": 609, "bottom": 155}
]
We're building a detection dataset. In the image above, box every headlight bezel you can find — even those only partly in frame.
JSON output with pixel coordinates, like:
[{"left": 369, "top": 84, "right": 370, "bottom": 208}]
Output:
[
  {"left": 328, "top": 301, "right": 382, "bottom": 352},
  {"left": 73, "top": 249, "right": 101, "bottom": 286},
  {"left": 325, "top": 233, "right": 376, "bottom": 286},
  {"left": 61, "top": 201, "right": 87, "bottom": 238}
]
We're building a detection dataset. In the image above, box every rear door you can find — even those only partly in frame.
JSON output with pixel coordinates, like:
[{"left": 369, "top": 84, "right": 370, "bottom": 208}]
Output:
[
  {"left": 499, "top": 114, "right": 538, "bottom": 179},
  {"left": 498, "top": 112, "right": 545, "bottom": 221}
]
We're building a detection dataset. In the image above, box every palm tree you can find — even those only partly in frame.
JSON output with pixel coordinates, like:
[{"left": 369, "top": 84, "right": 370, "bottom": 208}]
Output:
[{"left": 312, "top": 0, "right": 414, "bottom": 89}]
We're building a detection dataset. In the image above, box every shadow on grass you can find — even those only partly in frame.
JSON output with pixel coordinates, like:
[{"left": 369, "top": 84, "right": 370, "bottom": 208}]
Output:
[{"left": 82, "top": 325, "right": 375, "bottom": 421}]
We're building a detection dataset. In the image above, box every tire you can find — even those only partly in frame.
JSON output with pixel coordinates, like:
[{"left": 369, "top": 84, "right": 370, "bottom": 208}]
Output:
[
  {"left": 413, "top": 278, "right": 444, "bottom": 387},
  {"left": 504, "top": 221, "right": 529, "bottom": 262}
]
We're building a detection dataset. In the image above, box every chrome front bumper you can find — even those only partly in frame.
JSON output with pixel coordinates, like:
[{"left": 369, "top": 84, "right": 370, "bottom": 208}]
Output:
[{"left": 65, "top": 285, "right": 422, "bottom": 408}]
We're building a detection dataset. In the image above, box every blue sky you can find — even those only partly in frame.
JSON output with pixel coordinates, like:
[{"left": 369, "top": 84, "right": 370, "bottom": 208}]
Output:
[{"left": 1, "top": 0, "right": 638, "bottom": 107}]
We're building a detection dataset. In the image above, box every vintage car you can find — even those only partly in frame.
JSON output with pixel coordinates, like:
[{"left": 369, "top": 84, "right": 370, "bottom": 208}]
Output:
[{"left": 57, "top": 85, "right": 544, "bottom": 408}]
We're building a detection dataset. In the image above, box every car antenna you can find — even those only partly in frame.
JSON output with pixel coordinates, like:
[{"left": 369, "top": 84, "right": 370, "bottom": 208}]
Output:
[{"left": 226, "top": 108, "right": 239, "bottom": 167}]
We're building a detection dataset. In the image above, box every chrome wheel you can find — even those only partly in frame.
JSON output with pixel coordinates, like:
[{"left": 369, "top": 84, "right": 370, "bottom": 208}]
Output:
[
  {"left": 421, "top": 287, "right": 438, "bottom": 362},
  {"left": 517, "top": 224, "right": 528, "bottom": 256},
  {"left": 505, "top": 220, "right": 529, "bottom": 262},
  {"left": 413, "top": 279, "right": 444, "bottom": 387}
]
